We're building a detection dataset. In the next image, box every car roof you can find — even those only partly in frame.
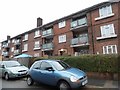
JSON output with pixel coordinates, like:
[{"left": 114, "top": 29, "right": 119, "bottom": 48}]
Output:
[{"left": 36, "top": 59, "right": 61, "bottom": 63}]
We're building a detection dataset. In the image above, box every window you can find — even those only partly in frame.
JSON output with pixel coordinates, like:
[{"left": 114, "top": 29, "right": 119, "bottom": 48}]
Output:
[
  {"left": 58, "top": 21, "right": 66, "bottom": 28},
  {"left": 23, "top": 34, "right": 28, "bottom": 41},
  {"left": 11, "top": 47, "right": 14, "bottom": 52},
  {"left": 103, "top": 45, "right": 117, "bottom": 54},
  {"left": 40, "top": 62, "right": 52, "bottom": 70},
  {"left": 23, "top": 44, "right": 28, "bottom": 52},
  {"left": 99, "top": 5, "right": 112, "bottom": 17},
  {"left": 101, "top": 24, "right": 115, "bottom": 37},
  {"left": 95, "top": 5, "right": 114, "bottom": 20},
  {"left": 34, "top": 53, "right": 40, "bottom": 57},
  {"left": 34, "top": 30, "right": 40, "bottom": 38},
  {"left": 33, "top": 62, "right": 41, "bottom": 69},
  {"left": 12, "top": 39, "right": 15, "bottom": 43},
  {"left": 59, "top": 35, "right": 66, "bottom": 43},
  {"left": 34, "top": 41, "right": 40, "bottom": 49}
]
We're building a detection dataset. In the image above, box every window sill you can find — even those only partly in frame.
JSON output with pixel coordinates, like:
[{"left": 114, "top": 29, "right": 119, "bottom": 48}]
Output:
[
  {"left": 33, "top": 47, "right": 41, "bottom": 50},
  {"left": 34, "top": 35, "right": 41, "bottom": 39},
  {"left": 22, "top": 39, "right": 28, "bottom": 42},
  {"left": 96, "top": 34, "right": 117, "bottom": 40},
  {"left": 95, "top": 13, "right": 115, "bottom": 21},
  {"left": 22, "top": 50, "right": 28, "bottom": 52}
]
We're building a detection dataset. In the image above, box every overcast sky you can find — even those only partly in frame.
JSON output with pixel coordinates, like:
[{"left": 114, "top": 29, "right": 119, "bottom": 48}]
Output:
[{"left": 0, "top": 0, "right": 107, "bottom": 42}]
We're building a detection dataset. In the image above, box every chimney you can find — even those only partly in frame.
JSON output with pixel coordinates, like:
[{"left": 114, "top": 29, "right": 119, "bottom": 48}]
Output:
[
  {"left": 7, "top": 35, "right": 11, "bottom": 40},
  {"left": 37, "top": 17, "right": 43, "bottom": 27}
]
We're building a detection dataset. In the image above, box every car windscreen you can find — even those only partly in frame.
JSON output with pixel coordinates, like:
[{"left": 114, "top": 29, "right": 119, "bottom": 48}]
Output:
[
  {"left": 4, "top": 61, "right": 21, "bottom": 67},
  {"left": 52, "top": 61, "right": 71, "bottom": 71}
]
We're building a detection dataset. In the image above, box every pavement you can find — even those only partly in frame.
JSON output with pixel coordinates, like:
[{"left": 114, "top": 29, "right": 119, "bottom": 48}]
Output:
[{"left": 87, "top": 78, "right": 119, "bottom": 89}]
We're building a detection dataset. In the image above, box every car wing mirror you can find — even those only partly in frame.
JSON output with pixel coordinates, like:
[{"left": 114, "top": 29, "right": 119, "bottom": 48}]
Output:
[{"left": 1, "top": 65, "right": 5, "bottom": 68}]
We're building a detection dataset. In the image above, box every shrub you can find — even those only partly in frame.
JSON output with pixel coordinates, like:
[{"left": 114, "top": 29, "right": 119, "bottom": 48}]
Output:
[{"left": 33, "top": 54, "right": 119, "bottom": 73}]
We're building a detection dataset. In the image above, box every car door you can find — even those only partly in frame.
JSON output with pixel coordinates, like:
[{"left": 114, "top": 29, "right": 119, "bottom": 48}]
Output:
[
  {"left": 30, "top": 62, "right": 42, "bottom": 82},
  {"left": 39, "top": 61, "right": 56, "bottom": 86}
]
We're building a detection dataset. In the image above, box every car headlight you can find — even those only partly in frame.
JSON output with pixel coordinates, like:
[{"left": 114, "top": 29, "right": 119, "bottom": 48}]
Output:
[{"left": 70, "top": 76, "right": 79, "bottom": 82}]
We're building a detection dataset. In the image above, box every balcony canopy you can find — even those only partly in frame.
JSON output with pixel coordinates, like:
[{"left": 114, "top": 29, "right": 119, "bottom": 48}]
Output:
[{"left": 14, "top": 54, "right": 33, "bottom": 58}]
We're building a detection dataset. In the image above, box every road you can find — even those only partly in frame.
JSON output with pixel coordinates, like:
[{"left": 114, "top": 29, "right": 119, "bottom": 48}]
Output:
[{"left": 0, "top": 78, "right": 119, "bottom": 90}]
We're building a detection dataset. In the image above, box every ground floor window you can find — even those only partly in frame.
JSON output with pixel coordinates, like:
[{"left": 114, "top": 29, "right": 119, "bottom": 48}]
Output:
[
  {"left": 103, "top": 45, "right": 117, "bottom": 54},
  {"left": 74, "top": 47, "right": 89, "bottom": 56}
]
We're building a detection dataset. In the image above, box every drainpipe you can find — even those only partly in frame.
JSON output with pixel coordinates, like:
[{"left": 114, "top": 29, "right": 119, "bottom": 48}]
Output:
[{"left": 89, "top": 12, "right": 95, "bottom": 54}]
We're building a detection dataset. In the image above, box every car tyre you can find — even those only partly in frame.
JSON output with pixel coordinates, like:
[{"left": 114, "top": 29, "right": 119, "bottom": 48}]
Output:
[
  {"left": 27, "top": 76, "right": 34, "bottom": 86},
  {"left": 58, "top": 81, "right": 71, "bottom": 90},
  {"left": 5, "top": 73, "right": 9, "bottom": 80}
]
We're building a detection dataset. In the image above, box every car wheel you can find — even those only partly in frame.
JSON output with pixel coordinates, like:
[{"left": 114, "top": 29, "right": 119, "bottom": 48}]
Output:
[
  {"left": 5, "top": 73, "right": 9, "bottom": 80},
  {"left": 58, "top": 81, "right": 71, "bottom": 90},
  {"left": 27, "top": 76, "right": 34, "bottom": 86}
]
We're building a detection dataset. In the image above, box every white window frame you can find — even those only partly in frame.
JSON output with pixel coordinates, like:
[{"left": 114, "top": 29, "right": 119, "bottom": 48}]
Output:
[
  {"left": 22, "top": 44, "right": 28, "bottom": 52},
  {"left": 58, "top": 21, "right": 66, "bottom": 28},
  {"left": 97, "top": 24, "right": 117, "bottom": 40},
  {"left": 103, "top": 45, "right": 117, "bottom": 54},
  {"left": 34, "top": 41, "right": 40, "bottom": 50},
  {"left": 23, "top": 34, "right": 28, "bottom": 41},
  {"left": 34, "top": 30, "right": 41, "bottom": 38},
  {"left": 11, "top": 47, "right": 14, "bottom": 52},
  {"left": 34, "top": 53, "right": 40, "bottom": 57},
  {"left": 58, "top": 34, "right": 66, "bottom": 43},
  {"left": 95, "top": 5, "right": 114, "bottom": 20}
]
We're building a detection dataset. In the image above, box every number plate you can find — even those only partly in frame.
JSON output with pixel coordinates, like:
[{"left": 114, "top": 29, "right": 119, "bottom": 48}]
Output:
[{"left": 82, "top": 80, "right": 87, "bottom": 86}]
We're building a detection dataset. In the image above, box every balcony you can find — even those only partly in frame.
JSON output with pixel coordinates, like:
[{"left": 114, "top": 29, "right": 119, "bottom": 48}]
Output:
[
  {"left": 42, "top": 28, "right": 53, "bottom": 38},
  {"left": 14, "top": 50, "right": 20, "bottom": 55},
  {"left": 42, "top": 43, "right": 54, "bottom": 51},
  {"left": 70, "top": 17, "right": 87, "bottom": 31},
  {"left": 2, "top": 52, "right": 9, "bottom": 56},
  {"left": 70, "top": 34, "right": 89, "bottom": 47},
  {"left": 2, "top": 43, "right": 9, "bottom": 48},
  {"left": 14, "top": 40, "right": 21, "bottom": 45}
]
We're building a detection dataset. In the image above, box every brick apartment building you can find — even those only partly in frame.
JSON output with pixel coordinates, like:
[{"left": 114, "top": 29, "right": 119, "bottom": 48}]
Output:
[{"left": 0, "top": 0, "right": 120, "bottom": 60}]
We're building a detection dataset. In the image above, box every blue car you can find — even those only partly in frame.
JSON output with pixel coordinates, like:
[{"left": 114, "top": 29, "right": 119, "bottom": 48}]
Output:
[{"left": 27, "top": 60, "right": 88, "bottom": 89}]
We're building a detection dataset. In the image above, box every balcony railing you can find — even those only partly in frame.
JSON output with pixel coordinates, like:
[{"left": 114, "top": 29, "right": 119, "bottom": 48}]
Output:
[
  {"left": 71, "top": 17, "right": 87, "bottom": 29},
  {"left": 71, "top": 34, "right": 89, "bottom": 47},
  {"left": 2, "top": 43, "right": 9, "bottom": 48},
  {"left": 2, "top": 52, "right": 9, "bottom": 56},
  {"left": 42, "top": 28, "right": 53, "bottom": 37},
  {"left": 42, "top": 43, "right": 53, "bottom": 51}
]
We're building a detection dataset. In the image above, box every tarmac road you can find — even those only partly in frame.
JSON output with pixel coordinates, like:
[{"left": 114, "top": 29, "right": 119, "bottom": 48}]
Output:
[{"left": 0, "top": 77, "right": 119, "bottom": 90}]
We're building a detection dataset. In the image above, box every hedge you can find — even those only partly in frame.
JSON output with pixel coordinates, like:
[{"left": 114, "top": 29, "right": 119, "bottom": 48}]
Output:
[{"left": 33, "top": 54, "right": 119, "bottom": 73}]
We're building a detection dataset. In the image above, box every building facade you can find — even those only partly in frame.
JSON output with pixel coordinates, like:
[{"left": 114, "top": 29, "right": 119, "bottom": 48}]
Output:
[{"left": 0, "top": 1, "right": 120, "bottom": 60}]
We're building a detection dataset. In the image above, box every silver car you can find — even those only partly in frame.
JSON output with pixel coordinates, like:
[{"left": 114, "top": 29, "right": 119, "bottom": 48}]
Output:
[{"left": 0, "top": 60, "right": 28, "bottom": 80}]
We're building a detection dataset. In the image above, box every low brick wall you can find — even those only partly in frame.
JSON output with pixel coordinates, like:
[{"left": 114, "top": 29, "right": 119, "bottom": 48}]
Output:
[{"left": 86, "top": 72, "right": 119, "bottom": 80}]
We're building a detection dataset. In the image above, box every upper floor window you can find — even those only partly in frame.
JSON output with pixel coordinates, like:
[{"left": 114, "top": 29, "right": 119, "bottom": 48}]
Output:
[
  {"left": 23, "top": 34, "right": 28, "bottom": 41},
  {"left": 95, "top": 5, "right": 114, "bottom": 20},
  {"left": 34, "top": 41, "right": 40, "bottom": 50},
  {"left": 103, "top": 45, "right": 117, "bottom": 54},
  {"left": 34, "top": 30, "right": 40, "bottom": 38},
  {"left": 22, "top": 43, "right": 28, "bottom": 52},
  {"left": 11, "top": 47, "right": 14, "bottom": 52},
  {"left": 58, "top": 34, "right": 66, "bottom": 43},
  {"left": 97, "top": 24, "right": 117, "bottom": 40},
  {"left": 58, "top": 21, "right": 66, "bottom": 28},
  {"left": 101, "top": 24, "right": 116, "bottom": 37},
  {"left": 99, "top": 5, "right": 112, "bottom": 17}
]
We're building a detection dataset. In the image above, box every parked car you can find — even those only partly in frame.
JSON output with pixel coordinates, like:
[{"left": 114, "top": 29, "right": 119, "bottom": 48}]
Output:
[
  {"left": 27, "top": 60, "right": 88, "bottom": 90},
  {"left": 0, "top": 60, "right": 28, "bottom": 80}
]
